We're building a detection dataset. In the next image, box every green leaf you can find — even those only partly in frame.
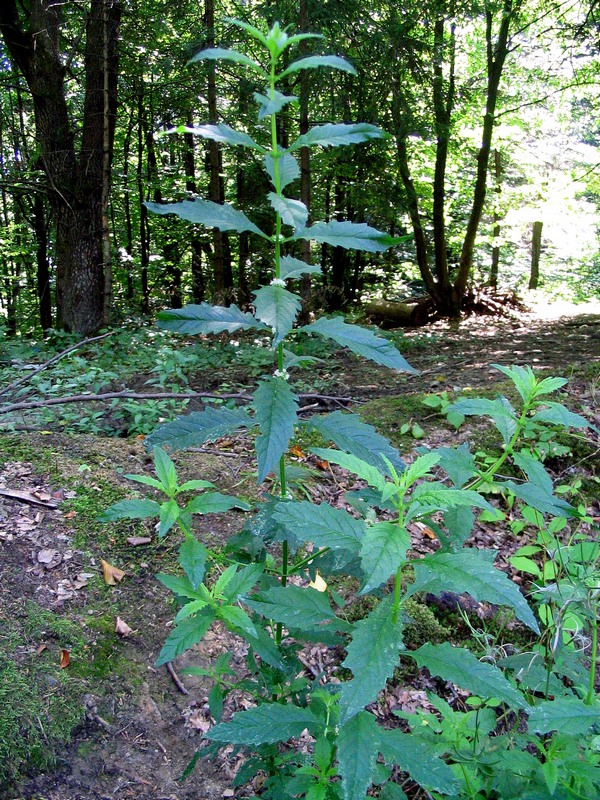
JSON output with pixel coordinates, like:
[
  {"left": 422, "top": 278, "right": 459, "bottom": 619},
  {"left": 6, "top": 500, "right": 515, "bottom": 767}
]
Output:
[
  {"left": 278, "top": 55, "right": 356, "bottom": 80},
  {"left": 410, "top": 484, "right": 494, "bottom": 514},
  {"left": 253, "top": 285, "right": 301, "bottom": 345},
  {"left": 264, "top": 153, "right": 300, "bottom": 190},
  {"left": 302, "top": 317, "right": 416, "bottom": 372},
  {"left": 180, "top": 123, "right": 265, "bottom": 152},
  {"left": 340, "top": 595, "right": 404, "bottom": 722},
  {"left": 409, "top": 550, "right": 539, "bottom": 632},
  {"left": 294, "top": 221, "right": 404, "bottom": 253},
  {"left": 217, "top": 604, "right": 257, "bottom": 638},
  {"left": 500, "top": 480, "right": 575, "bottom": 518},
  {"left": 221, "top": 562, "right": 265, "bottom": 601},
  {"left": 152, "top": 446, "right": 178, "bottom": 494},
  {"left": 179, "top": 537, "right": 208, "bottom": 590},
  {"left": 146, "top": 199, "right": 268, "bottom": 238},
  {"left": 306, "top": 411, "right": 404, "bottom": 475},
  {"left": 529, "top": 697, "right": 600, "bottom": 735},
  {"left": 534, "top": 376, "right": 568, "bottom": 397},
  {"left": 123, "top": 473, "right": 165, "bottom": 491},
  {"left": 244, "top": 585, "right": 337, "bottom": 629},
  {"left": 156, "top": 302, "right": 265, "bottom": 335},
  {"left": 512, "top": 451, "right": 554, "bottom": 495},
  {"left": 206, "top": 703, "right": 321, "bottom": 745},
  {"left": 380, "top": 784, "right": 408, "bottom": 800},
  {"left": 409, "top": 643, "right": 527, "bottom": 709},
  {"left": 378, "top": 729, "right": 459, "bottom": 795},
  {"left": 155, "top": 610, "right": 214, "bottom": 666},
  {"left": 311, "top": 448, "right": 387, "bottom": 491},
  {"left": 185, "top": 492, "right": 250, "bottom": 515},
  {"left": 223, "top": 17, "right": 269, "bottom": 47},
  {"left": 279, "top": 255, "right": 322, "bottom": 279},
  {"left": 188, "top": 47, "right": 262, "bottom": 71},
  {"left": 337, "top": 712, "right": 380, "bottom": 800},
  {"left": 360, "top": 522, "right": 410, "bottom": 594},
  {"left": 254, "top": 90, "right": 297, "bottom": 120},
  {"left": 436, "top": 443, "right": 476, "bottom": 488},
  {"left": 98, "top": 498, "right": 161, "bottom": 522},
  {"left": 531, "top": 402, "right": 593, "bottom": 430},
  {"left": 253, "top": 377, "right": 299, "bottom": 483},
  {"left": 158, "top": 499, "right": 180, "bottom": 538},
  {"left": 448, "top": 397, "right": 517, "bottom": 445},
  {"left": 493, "top": 364, "right": 538, "bottom": 403},
  {"left": 268, "top": 193, "right": 308, "bottom": 231},
  {"left": 273, "top": 499, "right": 365, "bottom": 555},
  {"left": 146, "top": 406, "right": 252, "bottom": 450},
  {"left": 155, "top": 572, "right": 202, "bottom": 600},
  {"left": 178, "top": 479, "right": 214, "bottom": 492},
  {"left": 289, "top": 123, "right": 387, "bottom": 152}
]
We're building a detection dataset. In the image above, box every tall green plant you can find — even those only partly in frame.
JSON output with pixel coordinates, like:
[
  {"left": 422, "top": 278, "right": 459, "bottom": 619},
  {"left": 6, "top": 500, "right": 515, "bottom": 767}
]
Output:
[{"left": 103, "top": 20, "right": 599, "bottom": 800}]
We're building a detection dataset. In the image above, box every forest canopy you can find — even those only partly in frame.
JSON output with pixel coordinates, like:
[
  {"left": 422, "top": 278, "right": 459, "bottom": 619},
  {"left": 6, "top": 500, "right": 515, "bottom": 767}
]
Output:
[{"left": 0, "top": 0, "right": 598, "bottom": 335}]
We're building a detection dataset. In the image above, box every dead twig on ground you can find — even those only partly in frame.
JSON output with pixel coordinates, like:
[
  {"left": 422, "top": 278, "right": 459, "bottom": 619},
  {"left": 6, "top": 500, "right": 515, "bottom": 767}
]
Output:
[{"left": 165, "top": 661, "right": 189, "bottom": 695}]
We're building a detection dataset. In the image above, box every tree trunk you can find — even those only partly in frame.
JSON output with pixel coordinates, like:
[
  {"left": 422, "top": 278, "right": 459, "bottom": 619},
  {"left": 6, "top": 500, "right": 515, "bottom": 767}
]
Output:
[
  {"left": 529, "top": 220, "right": 543, "bottom": 289},
  {"left": 490, "top": 149, "right": 502, "bottom": 288},
  {"left": 0, "top": 0, "right": 121, "bottom": 337},
  {"left": 34, "top": 192, "right": 52, "bottom": 332}
]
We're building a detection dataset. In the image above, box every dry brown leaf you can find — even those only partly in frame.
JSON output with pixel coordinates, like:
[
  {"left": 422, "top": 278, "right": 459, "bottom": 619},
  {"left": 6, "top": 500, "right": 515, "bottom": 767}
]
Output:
[
  {"left": 36, "top": 644, "right": 47, "bottom": 655},
  {"left": 126, "top": 536, "right": 152, "bottom": 546},
  {"left": 115, "top": 617, "right": 133, "bottom": 636},
  {"left": 59, "top": 649, "right": 70, "bottom": 669},
  {"left": 315, "top": 459, "right": 330, "bottom": 470},
  {"left": 289, "top": 445, "right": 306, "bottom": 459},
  {"left": 63, "top": 510, "right": 77, "bottom": 519},
  {"left": 101, "top": 559, "right": 126, "bottom": 585}
]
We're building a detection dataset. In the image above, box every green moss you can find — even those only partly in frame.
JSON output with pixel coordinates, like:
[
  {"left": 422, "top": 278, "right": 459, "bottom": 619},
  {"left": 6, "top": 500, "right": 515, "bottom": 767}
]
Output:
[{"left": 402, "top": 598, "right": 452, "bottom": 648}]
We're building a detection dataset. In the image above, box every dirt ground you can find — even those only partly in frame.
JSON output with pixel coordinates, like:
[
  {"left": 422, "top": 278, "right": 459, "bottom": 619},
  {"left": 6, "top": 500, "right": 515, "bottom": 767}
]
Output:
[{"left": 1, "top": 305, "right": 598, "bottom": 800}]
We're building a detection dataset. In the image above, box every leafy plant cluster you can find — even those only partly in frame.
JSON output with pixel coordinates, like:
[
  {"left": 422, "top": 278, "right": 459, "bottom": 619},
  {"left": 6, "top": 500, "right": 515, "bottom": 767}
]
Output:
[{"left": 102, "top": 20, "right": 600, "bottom": 800}]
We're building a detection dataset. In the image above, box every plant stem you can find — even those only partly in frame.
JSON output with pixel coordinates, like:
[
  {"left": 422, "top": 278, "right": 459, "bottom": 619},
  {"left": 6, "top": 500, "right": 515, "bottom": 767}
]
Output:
[{"left": 585, "top": 612, "right": 598, "bottom": 705}]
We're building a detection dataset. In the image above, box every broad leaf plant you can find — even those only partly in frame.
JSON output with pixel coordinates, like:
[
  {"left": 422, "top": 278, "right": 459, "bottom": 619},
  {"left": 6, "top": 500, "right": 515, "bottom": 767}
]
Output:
[{"left": 102, "top": 20, "right": 600, "bottom": 800}]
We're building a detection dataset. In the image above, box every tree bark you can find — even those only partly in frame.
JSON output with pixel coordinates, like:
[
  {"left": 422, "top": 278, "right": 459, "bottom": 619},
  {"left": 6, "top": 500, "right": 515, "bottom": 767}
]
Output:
[
  {"left": 490, "top": 148, "right": 503, "bottom": 288},
  {"left": 529, "top": 220, "right": 543, "bottom": 289},
  {"left": 0, "top": 0, "right": 121, "bottom": 337}
]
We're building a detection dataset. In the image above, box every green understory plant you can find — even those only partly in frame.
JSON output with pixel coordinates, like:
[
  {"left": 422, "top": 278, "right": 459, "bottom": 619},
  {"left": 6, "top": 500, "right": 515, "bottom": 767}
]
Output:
[{"left": 103, "top": 19, "right": 600, "bottom": 800}]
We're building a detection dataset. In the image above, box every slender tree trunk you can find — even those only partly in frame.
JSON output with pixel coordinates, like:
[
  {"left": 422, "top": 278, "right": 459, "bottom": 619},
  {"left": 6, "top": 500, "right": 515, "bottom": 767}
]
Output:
[
  {"left": 529, "top": 221, "right": 543, "bottom": 289},
  {"left": 34, "top": 192, "right": 52, "bottom": 332},
  {"left": 490, "top": 149, "right": 502, "bottom": 288},
  {"left": 454, "top": 0, "right": 516, "bottom": 303},
  {"left": 183, "top": 118, "right": 207, "bottom": 303}
]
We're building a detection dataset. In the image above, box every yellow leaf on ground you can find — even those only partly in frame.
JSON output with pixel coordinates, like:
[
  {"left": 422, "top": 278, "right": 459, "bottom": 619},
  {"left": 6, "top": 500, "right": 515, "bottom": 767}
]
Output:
[
  {"left": 59, "top": 649, "right": 70, "bottom": 668},
  {"left": 101, "top": 559, "right": 126, "bottom": 585},
  {"left": 115, "top": 617, "right": 133, "bottom": 636},
  {"left": 308, "top": 572, "right": 327, "bottom": 592}
]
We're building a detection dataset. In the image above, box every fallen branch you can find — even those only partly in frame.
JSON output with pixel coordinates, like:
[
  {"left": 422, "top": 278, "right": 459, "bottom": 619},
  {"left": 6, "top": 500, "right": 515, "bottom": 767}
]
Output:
[
  {"left": 0, "top": 487, "right": 60, "bottom": 508},
  {"left": 0, "top": 331, "right": 114, "bottom": 399},
  {"left": 0, "top": 389, "right": 357, "bottom": 416},
  {"left": 166, "top": 661, "right": 189, "bottom": 695}
]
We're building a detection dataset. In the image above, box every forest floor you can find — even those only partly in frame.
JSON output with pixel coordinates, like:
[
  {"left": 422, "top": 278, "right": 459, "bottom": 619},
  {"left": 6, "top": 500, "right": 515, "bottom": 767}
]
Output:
[{"left": 0, "top": 301, "right": 599, "bottom": 800}]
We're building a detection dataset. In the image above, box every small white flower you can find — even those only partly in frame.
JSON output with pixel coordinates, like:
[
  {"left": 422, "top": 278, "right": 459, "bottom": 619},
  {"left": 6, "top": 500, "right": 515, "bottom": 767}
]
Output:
[
  {"left": 231, "top": 340, "right": 240, "bottom": 348},
  {"left": 274, "top": 369, "right": 289, "bottom": 380},
  {"left": 270, "top": 277, "right": 286, "bottom": 287}
]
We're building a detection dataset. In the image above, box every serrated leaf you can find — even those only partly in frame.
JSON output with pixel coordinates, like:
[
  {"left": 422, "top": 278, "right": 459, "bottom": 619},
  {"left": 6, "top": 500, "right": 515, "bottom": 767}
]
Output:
[
  {"left": 254, "top": 90, "right": 297, "bottom": 120},
  {"left": 409, "top": 550, "right": 539, "bottom": 632},
  {"left": 279, "top": 255, "right": 322, "bottom": 279},
  {"left": 337, "top": 712, "right": 380, "bottom": 800},
  {"left": 436, "top": 443, "right": 476, "bottom": 488},
  {"left": 180, "top": 123, "right": 265, "bottom": 152},
  {"left": 411, "top": 484, "right": 494, "bottom": 514},
  {"left": 289, "top": 123, "right": 387, "bottom": 152},
  {"left": 146, "top": 406, "right": 252, "bottom": 450},
  {"left": 531, "top": 402, "right": 593, "bottom": 430},
  {"left": 158, "top": 499, "right": 180, "bottom": 537},
  {"left": 273, "top": 500, "right": 365, "bottom": 554},
  {"left": 178, "top": 479, "right": 214, "bottom": 492},
  {"left": 157, "top": 302, "right": 266, "bottom": 335},
  {"left": 341, "top": 595, "right": 404, "bottom": 722},
  {"left": 493, "top": 364, "right": 537, "bottom": 403},
  {"left": 152, "top": 446, "right": 178, "bottom": 494},
  {"left": 156, "top": 572, "right": 202, "bottom": 600},
  {"left": 378, "top": 729, "right": 459, "bottom": 795},
  {"left": 188, "top": 47, "right": 262, "bottom": 71},
  {"left": 253, "top": 285, "right": 301, "bottom": 345},
  {"left": 264, "top": 153, "right": 300, "bottom": 190},
  {"left": 529, "top": 697, "right": 600, "bottom": 735},
  {"left": 217, "top": 605, "right": 257, "bottom": 638},
  {"left": 245, "top": 585, "right": 336, "bottom": 630},
  {"left": 146, "top": 199, "right": 267, "bottom": 238},
  {"left": 179, "top": 537, "right": 208, "bottom": 590},
  {"left": 441, "top": 506, "right": 475, "bottom": 550},
  {"left": 448, "top": 397, "right": 517, "bottom": 445},
  {"left": 278, "top": 55, "right": 356, "bottom": 80},
  {"left": 312, "top": 448, "right": 386, "bottom": 491},
  {"left": 306, "top": 411, "right": 404, "bottom": 475},
  {"left": 124, "top": 473, "right": 165, "bottom": 491},
  {"left": 302, "top": 317, "right": 416, "bottom": 372},
  {"left": 512, "top": 451, "right": 553, "bottom": 495},
  {"left": 253, "top": 377, "right": 299, "bottom": 483},
  {"left": 534, "top": 376, "right": 568, "bottom": 397},
  {"left": 410, "top": 643, "right": 527, "bottom": 708},
  {"left": 221, "top": 562, "right": 265, "bottom": 602},
  {"left": 98, "top": 498, "right": 161, "bottom": 522},
  {"left": 500, "top": 480, "right": 575, "bottom": 518},
  {"left": 155, "top": 610, "right": 214, "bottom": 666},
  {"left": 268, "top": 193, "right": 308, "bottom": 231},
  {"left": 185, "top": 492, "right": 250, "bottom": 515},
  {"left": 294, "top": 221, "right": 404, "bottom": 253},
  {"left": 402, "top": 452, "right": 441, "bottom": 488},
  {"left": 360, "top": 523, "right": 410, "bottom": 594},
  {"left": 206, "top": 703, "right": 321, "bottom": 745}
]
